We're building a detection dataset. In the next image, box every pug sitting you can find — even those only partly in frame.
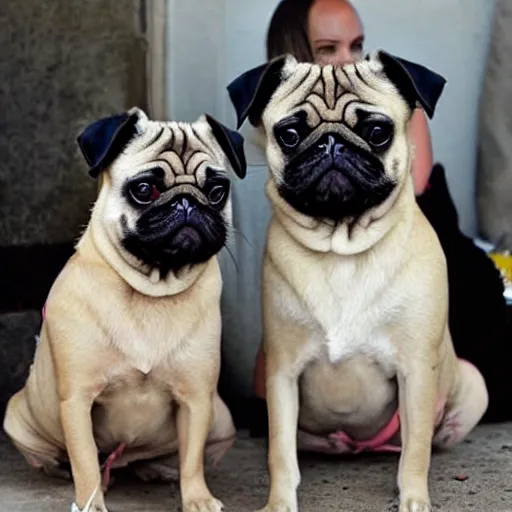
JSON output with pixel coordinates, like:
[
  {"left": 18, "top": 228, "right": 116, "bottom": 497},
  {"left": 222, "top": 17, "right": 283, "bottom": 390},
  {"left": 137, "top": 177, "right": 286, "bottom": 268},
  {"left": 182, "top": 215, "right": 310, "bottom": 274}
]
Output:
[
  {"left": 227, "top": 50, "right": 488, "bottom": 512},
  {"left": 3, "top": 107, "right": 246, "bottom": 512}
]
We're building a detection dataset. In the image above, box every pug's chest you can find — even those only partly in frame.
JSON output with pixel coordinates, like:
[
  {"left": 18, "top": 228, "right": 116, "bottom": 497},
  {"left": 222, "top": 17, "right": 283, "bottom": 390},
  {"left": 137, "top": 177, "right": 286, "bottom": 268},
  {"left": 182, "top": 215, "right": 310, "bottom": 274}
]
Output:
[
  {"left": 106, "top": 305, "right": 217, "bottom": 374},
  {"left": 299, "top": 272, "right": 399, "bottom": 371}
]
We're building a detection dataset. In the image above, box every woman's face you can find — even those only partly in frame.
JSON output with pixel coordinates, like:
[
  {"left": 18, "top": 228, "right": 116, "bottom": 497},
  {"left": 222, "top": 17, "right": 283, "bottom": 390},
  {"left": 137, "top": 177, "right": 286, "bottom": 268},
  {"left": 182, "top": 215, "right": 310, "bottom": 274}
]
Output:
[{"left": 307, "top": 0, "right": 365, "bottom": 66}]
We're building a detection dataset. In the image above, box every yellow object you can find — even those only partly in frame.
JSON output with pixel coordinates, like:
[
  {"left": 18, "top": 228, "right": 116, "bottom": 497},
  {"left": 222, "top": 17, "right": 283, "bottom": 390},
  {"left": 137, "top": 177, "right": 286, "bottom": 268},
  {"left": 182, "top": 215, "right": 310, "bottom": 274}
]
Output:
[{"left": 489, "top": 251, "right": 512, "bottom": 282}]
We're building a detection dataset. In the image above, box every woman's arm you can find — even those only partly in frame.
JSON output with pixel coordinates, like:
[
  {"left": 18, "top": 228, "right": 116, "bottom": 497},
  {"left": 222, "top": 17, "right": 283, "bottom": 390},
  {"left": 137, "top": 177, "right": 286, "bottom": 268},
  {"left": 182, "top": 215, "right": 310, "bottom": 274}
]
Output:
[{"left": 409, "top": 108, "right": 434, "bottom": 196}]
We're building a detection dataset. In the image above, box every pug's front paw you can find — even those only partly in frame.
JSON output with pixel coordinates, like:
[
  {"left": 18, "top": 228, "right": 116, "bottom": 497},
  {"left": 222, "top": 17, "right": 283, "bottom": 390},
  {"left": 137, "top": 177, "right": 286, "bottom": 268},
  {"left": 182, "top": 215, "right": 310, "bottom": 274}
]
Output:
[
  {"left": 71, "top": 503, "right": 108, "bottom": 512},
  {"left": 182, "top": 495, "right": 223, "bottom": 512},
  {"left": 256, "top": 499, "right": 298, "bottom": 512},
  {"left": 399, "top": 495, "right": 432, "bottom": 512},
  {"left": 71, "top": 487, "right": 107, "bottom": 512}
]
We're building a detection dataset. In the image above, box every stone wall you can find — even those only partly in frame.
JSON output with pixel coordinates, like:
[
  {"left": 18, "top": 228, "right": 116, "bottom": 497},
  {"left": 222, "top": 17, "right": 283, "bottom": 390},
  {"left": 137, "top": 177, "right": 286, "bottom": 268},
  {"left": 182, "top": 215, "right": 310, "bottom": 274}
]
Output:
[{"left": 0, "top": 0, "right": 147, "bottom": 247}]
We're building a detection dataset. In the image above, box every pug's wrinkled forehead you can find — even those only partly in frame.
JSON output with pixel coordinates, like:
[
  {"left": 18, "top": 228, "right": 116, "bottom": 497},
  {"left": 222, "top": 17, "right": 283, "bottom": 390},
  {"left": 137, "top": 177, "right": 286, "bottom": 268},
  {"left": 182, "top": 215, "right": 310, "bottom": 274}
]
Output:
[
  {"left": 76, "top": 107, "right": 246, "bottom": 186},
  {"left": 113, "top": 113, "right": 227, "bottom": 190},
  {"left": 260, "top": 60, "right": 410, "bottom": 150},
  {"left": 227, "top": 49, "right": 446, "bottom": 136}
]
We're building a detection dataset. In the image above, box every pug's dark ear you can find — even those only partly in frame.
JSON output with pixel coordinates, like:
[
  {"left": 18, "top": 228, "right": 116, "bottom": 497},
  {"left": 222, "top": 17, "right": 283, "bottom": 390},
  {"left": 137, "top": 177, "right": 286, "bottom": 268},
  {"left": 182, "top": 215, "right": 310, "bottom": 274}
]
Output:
[
  {"left": 227, "top": 55, "right": 288, "bottom": 129},
  {"left": 205, "top": 114, "right": 247, "bottom": 179},
  {"left": 375, "top": 50, "right": 447, "bottom": 119},
  {"left": 77, "top": 108, "right": 144, "bottom": 178}
]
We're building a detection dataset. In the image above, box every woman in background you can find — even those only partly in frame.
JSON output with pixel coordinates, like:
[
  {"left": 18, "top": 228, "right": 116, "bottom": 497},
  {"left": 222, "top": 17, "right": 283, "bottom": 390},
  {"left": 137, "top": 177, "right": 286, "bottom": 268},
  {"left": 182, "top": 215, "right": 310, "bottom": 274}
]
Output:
[
  {"left": 266, "top": 0, "right": 434, "bottom": 194},
  {"left": 248, "top": 0, "right": 510, "bottom": 439}
]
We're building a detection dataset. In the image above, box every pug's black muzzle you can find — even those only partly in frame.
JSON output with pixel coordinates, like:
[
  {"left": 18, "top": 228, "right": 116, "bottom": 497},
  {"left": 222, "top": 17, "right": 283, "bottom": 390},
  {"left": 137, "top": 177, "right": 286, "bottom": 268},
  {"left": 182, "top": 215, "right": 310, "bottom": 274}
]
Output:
[
  {"left": 279, "top": 133, "right": 396, "bottom": 223},
  {"left": 122, "top": 194, "right": 227, "bottom": 275}
]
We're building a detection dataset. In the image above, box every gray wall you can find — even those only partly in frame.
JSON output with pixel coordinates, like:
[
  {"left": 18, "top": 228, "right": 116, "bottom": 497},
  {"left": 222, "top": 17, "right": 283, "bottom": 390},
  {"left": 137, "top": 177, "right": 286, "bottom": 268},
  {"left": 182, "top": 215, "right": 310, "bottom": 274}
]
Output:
[
  {"left": 0, "top": 0, "right": 147, "bottom": 246},
  {"left": 167, "top": 0, "right": 496, "bottom": 236}
]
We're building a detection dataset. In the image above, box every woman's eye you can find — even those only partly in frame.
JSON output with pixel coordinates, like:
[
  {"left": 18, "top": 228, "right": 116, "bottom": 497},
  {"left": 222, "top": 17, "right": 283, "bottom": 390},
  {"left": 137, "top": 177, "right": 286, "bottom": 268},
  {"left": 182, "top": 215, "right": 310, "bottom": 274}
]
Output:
[
  {"left": 316, "top": 45, "right": 336, "bottom": 55},
  {"left": 351, "top": 41, "right": 364, "bottom": 54}
]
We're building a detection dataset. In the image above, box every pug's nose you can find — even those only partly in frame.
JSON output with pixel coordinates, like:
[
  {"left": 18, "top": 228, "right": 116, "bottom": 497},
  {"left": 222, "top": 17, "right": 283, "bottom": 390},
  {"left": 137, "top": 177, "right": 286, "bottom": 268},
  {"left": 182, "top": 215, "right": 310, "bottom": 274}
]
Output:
[
  {"left": 318, "top": 135, "right": 344, "bottom": 157},
  {"left": 172, "top": 196, "right": 195, "bottom": 218}
]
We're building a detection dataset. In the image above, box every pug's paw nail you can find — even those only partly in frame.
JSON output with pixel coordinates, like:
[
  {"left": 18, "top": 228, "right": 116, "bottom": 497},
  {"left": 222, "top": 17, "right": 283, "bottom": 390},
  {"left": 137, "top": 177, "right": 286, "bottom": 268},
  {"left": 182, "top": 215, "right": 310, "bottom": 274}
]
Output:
[
  {"left": 399, "top": 497, "right": 432, "bottom": 512},
  {"left": 183, "top": 496, "right": 223, "bottom": 512}
]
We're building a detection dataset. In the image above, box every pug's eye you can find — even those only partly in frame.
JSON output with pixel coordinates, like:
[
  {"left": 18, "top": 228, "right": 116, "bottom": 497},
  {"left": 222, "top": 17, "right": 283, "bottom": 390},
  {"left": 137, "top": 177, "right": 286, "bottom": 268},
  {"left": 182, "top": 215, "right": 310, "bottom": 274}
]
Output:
[
  {"left": 278, "top": 128, "right": 300, "bottom": 148},
  {"left": 368, "top": 125, "right": 392, "bottom": 148},
  {"left": 129, "top": 181, "right": 160, "bottom": 205},
  {"left": 357, "top": 116, "right": 394, "bottom": 152},
  {"left": 208, "top": 184, "right": 227, "bottom": 206}
]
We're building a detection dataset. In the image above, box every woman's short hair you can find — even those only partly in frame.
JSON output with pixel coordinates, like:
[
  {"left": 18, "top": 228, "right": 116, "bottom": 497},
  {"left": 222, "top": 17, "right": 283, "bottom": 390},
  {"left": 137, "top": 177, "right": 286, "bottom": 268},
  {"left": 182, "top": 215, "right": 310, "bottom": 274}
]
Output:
[{"left": 266, "top": 0, "right": 315, "bottom": 62}]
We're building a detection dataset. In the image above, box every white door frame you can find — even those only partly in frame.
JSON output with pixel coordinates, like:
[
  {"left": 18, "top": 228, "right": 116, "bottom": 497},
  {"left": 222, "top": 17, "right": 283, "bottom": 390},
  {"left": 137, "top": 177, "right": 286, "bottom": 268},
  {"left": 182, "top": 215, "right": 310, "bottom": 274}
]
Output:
[{"left": 144, "top": 0, "right": 167, "bottom": 119}]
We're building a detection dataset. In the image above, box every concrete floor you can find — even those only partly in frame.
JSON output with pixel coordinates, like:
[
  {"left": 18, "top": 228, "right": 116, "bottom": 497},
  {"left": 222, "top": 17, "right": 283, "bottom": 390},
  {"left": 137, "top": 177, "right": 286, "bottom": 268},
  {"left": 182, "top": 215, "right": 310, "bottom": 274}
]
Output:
[{"left": 0, "top": 425, "right": 511, "bottom": 512}]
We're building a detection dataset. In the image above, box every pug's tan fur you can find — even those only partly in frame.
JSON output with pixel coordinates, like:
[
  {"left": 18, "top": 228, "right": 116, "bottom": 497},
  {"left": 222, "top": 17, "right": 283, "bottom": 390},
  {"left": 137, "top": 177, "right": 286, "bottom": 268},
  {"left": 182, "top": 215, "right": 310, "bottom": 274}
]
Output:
[
  {"left": 3, "top": 108, "right": 238, "bottom": 512},
  {"left": 234, "top": 53, "right": 488, "bottom": 512}
]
